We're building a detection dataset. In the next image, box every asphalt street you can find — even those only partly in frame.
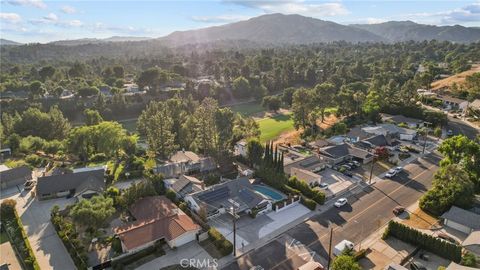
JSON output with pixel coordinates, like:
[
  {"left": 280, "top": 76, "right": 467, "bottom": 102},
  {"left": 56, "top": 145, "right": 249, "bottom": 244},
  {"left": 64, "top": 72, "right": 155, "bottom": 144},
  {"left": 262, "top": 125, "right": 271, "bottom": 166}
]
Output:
[
  {"left": 447, "top": 117, "right": 479, "bottom": 140},
  {"left": 225, "top": 152, "right": 442, "bottom": 270}
]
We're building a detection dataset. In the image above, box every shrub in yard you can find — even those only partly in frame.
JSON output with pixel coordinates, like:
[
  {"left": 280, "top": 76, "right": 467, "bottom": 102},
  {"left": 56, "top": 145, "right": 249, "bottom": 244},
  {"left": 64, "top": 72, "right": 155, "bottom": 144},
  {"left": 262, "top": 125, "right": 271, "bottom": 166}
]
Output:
[
  {"left": 282, "top": 184, "right": 301, "bottom": 195},
  {"left": 461, "top": 252, "right": 477, "bottom": 267},
  {"left": 387, "top": 221, "right": 461, "bottom": 262},
  {"left": 300, "top": 197, "right": 316, "bottom": 210},
  {"left": 208, "top": 227, "right": 233, "bottom": 256},
  {"left": 165, "top": 188, "right": 177, "bottom": 202},
  {"left": 287, "top": 177, "right": 325, "bottom": 204}
]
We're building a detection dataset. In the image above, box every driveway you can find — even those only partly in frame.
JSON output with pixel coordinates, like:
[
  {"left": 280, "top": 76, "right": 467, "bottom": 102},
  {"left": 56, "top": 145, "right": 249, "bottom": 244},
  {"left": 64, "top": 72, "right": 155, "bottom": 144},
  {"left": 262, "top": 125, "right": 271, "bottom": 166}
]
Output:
[
  {"left": 136, "top": 241, "right": 213, "bottom": 270},
  {"left": 210, "top": 204, "right": 310, "bottom": 250},
  {"left": 15, "top": 192, "right": 76, "bottom": 270}
]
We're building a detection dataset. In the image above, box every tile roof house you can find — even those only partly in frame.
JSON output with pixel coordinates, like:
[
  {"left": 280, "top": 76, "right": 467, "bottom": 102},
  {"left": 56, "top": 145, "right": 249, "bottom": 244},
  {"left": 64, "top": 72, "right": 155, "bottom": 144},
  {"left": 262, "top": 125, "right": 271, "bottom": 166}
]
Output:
[
  {"left": 318, "top": 143, "right": 373, "bottom": 165},
  {"left": 185, "top": 177, "right": 271, "bottom": 219},
  {"left": 36, "top": 168, "right": 105, "bottom": 200},
  {"left": 154, "top": 151, "right": 216, "bottom": 178},
  {"left": 114, "top": 196, "right": 200, "bottom": 252},
  {"left": 441, "top": 206, "right": 480, "bottom": 234},
  {"left": 0, "top": 166, "right": 32, "bottom": 190},
  {"left": 164, "top": 175, "right": 205, "bottom": 199}
]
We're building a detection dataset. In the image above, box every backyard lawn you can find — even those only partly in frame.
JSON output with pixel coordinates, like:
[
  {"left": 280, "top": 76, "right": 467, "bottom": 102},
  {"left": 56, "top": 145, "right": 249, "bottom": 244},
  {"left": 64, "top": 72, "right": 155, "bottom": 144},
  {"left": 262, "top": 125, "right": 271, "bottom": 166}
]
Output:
[
  {"left": 227, "top": 101, "right": 264, "bottom": 117},
  {"left": 257, "top": 113, "right": 295, "bottom": 142}
]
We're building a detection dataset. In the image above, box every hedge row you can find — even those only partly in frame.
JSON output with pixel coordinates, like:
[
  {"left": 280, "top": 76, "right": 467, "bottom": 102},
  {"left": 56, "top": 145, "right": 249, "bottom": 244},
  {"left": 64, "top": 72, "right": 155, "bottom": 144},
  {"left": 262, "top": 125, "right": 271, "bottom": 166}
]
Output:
[
  {"left": 0, "top": 200, "right": 40, "bottom": 270},
  {"left": 300, "top": 197, "right": 316, "bottom": 210},
  {"left": 287, "top": 177, "right": 325, "bottom": 204},
  {"left": 384, "top": 221, "right": 461, "bottom": 262},
  {"left": 51, "top": 210, "right": 89, "bottom": 270},
  {"left": 208, "top": 227, "right": 233, "bottom": 256}
]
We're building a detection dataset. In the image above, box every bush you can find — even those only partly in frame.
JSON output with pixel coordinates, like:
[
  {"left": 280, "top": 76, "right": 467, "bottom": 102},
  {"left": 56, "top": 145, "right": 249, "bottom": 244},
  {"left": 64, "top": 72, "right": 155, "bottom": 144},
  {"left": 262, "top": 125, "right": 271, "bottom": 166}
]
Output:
[
  {"left": 282, "top": 184, "right": 301, "bottom": 195},
  {"left": 51, "top": 211, "right": 88, "bottom": 269},
  {"left": 287, "top": 176, "right": 325, "bottom": 204},
  {"left": 1, "top": 200, "right": 40, "bottom": 270},
  {"left": 301, "top": 197, "right": 316, "bottom": 210},
  {"left": 208, "top": 227, "right": 233, "bottom": 256},
  {"left": 353, "top": 249, "right": 368, "bottom": 261},
  {"left": 386, "top": 221, "right": 461, "bottom": 262},
  {"left": 90, "top": 153, "right": 107, "bottom": 162},
  {"left": 165, "top": 189, "right": 177, "bottom": 202},
  {"left": 25, "top": 154, "right": 47, "bottom": 167},
  {"left": 461, "top": 252, "right": 477, "bottom": 267}
]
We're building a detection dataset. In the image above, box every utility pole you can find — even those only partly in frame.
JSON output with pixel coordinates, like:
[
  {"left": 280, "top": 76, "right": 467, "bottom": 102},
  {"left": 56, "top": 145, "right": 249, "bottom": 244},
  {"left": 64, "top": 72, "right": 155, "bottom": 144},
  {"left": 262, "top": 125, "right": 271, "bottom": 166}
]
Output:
[
  {"left": 229, "top": 199, "right": 239, "bottom": 257},
  {"left": 327, "top": 227, "right": 333, "bottom": 269},
  {"left": 422, "top": 121, "right": 431, "bottom": 155}
]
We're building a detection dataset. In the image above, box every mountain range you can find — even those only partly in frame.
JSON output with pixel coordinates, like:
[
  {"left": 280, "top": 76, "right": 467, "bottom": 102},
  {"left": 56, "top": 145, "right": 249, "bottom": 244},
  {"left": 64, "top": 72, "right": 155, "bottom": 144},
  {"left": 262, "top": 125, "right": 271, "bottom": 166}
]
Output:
[{"left": 2, "top": 13, "right": 480, "bottom": 47}]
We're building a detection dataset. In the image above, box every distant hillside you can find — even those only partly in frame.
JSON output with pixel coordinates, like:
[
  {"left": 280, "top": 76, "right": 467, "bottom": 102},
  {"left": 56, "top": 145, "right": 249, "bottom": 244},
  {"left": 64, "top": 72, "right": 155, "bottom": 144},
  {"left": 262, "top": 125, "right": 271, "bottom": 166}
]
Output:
[
  {"left": 160, "top": 13, "right": 386, "bottom": 46},
  {"left": 352, "top": 21, "right": 480, "bottom": 43},
  {"left": 49, "top": 36, "right": 152, "bottom": 46},
  {"left": 0, "top": 39, "right": 22, "bottom": 46}
]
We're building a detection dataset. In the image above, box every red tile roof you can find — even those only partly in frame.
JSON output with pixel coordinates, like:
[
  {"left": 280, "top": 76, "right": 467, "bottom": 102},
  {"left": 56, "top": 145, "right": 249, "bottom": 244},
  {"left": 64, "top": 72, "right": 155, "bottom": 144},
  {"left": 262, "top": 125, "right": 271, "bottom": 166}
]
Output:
[{"left": 115, "top": 196, "right": 199, "bottom": 251}]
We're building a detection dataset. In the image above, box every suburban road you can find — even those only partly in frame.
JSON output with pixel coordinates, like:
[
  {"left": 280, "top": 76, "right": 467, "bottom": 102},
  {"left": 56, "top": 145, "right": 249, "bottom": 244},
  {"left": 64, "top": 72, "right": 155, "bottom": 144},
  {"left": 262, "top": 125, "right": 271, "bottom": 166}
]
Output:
[
  {"left": 225, "top": 152, "right": 442, "bottom": 270},
  {"left": 447, "top": 116, "right": 479, "bottom": 140}
]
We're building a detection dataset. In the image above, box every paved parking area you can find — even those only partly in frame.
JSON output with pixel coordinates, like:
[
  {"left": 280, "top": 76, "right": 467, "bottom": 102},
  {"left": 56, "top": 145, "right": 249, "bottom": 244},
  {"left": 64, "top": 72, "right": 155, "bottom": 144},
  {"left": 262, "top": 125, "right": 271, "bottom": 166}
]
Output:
[
  {"left": 15, "top": 192, "right": 76, "bottom": 270},
  {"left": 317, "top": 168, "right": 357, "bottom": 198},
  {"left": 136, "top": 241, "right": 213, "bottom": 270},
  {"left": 210, "top": 204, "right": 310, "bottom": 250}
]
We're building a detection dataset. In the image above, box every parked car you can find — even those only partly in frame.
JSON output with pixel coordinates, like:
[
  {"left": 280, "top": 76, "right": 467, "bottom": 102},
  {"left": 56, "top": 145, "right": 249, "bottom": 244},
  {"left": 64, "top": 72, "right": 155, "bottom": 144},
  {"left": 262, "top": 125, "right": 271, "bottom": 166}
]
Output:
[
  {"left": 395, "top": 167, "right": 403, "bottom": 172},
  {"left": 385, "top": 169, "right": 397, "bottom": 178},
  {"left": 447, "top": 130, "right": 453, "bottom": 136},
  {"left": 343, "top": 171, "right": 353, "bottom": 177},
  {"left": 319, "top": 183, "right": 329, "bottom": 190},
  {"left": 341, "top": 164, "right": 352, "bottom": 170},
  {"left": 437, "top": 233, "right": 458, "bottom": 244},
  {"left": 352, "top": 160, "right": 361, "bottom": 167},
  {"left": 334, "top": 198, "right": 348, "bottom": 208},
  {"left": 393, "top": 206, "right": 405, "bottom": 215},
  {"left": 410, "top": 261, "right": 427, "bottom": 270},
  {"left": 24, "top": 180, "right": 36, "bottom": 191},
  {"left": 347, "top": 162, "right": 356, "bottom": 168}
]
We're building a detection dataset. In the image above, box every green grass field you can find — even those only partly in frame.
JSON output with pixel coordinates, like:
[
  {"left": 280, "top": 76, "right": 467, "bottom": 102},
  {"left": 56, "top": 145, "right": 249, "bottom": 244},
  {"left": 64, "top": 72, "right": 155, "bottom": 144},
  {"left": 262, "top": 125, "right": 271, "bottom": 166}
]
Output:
[
  {"left": 227, "top": 101, "right": 265, "bottom": 117},
  {"left": 257, "top": 113, "right": 295, "bottom": 142}
]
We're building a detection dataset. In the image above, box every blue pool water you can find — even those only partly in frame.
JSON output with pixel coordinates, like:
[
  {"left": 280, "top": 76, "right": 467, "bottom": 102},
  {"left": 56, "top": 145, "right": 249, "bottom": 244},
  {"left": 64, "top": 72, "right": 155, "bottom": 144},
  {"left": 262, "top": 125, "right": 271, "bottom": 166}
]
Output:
[{"left": 253, "top": 185, "right": 285, "bottom": 201}]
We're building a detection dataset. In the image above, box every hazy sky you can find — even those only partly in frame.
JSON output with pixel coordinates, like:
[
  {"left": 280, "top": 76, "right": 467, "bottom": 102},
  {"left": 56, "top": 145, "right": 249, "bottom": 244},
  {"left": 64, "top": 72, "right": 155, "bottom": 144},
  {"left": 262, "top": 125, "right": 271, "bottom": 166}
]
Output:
[{"left": 1, "top": 0, "right": 479, "bottom": 43}]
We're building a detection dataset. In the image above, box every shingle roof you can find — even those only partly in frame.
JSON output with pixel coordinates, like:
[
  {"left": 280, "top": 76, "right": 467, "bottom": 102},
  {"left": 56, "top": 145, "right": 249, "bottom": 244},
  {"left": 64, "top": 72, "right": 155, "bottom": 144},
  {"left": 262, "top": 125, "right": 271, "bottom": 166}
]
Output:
[
  {"left": 365, "top": 134, "right": 388, "bottom": 147},
  {"left": 115, "top": 196, "right": 199, "bottom": 251},
  {"left": 36, "top": 168, "right": 105, "bottom": 196},
  {"left": 320, "top": 143, "right": 372, "bottom": 160},
  {"left": 170, "top": 175, "right": 203, "bottom": 196},
  {"left": 291, "top": 168, "right": 322, "bottom": 185},
  {"left": 191, "top": 177, "right": 265, "bottom": 213},
  {"left": 441, "top": 206, "right": 480, "bottom": 230},
  {"left": 170, "top": 151, "right": 200, "bottom": 163},
  {"left": 0, "top": 166, "right": 32, "bottom": 184}
]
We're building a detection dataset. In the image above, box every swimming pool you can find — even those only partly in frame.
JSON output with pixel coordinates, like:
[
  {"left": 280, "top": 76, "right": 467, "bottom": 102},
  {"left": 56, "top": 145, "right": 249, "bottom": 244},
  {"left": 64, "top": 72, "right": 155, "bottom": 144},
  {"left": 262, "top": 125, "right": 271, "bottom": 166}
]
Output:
[{"left": 253, "top": 185, "right": 286, "bottom": 201}]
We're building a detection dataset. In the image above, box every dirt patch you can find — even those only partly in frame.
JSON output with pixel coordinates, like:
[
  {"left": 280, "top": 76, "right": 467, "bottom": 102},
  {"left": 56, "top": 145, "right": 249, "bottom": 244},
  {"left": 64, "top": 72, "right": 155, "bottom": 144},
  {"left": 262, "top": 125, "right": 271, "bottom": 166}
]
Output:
[
  {"left": 273, "top": 128, "right": 303, "bottom": 145},
  {"left": 252, "top": 108, "right": 291, "bottom": 120},
  {"left": 401, "top": 207, "right": 439, "bottom": 230},
  {"left": 431, "top": 64, "right": 480, "bottom": 91},
  {"left": 316, "top": 114, "right": 340, "bottom": 130}
]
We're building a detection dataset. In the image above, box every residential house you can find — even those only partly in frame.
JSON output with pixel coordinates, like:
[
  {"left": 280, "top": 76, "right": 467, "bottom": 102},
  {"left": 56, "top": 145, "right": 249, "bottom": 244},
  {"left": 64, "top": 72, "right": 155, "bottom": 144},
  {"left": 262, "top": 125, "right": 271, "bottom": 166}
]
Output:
[
  {"left": 462, "top": 230, "right": 480, "bottom": 256},
  {"left": 284, "top": 155, "right": 326, "bottom": 175},
  {"left": 36, "top": 168, "right": 105, "bottom": 200},
  {"left": 154, "top": 150, "right": 216, "bottom": 178},
  {"left": 327, "top": 135, "right": 348, "bottom": 145},
  {"left": 308, "top": 139, "right": 330, "bottom": 150},
  {"left": 114, "top": 196, "right": 200, "bottom": 253},
  {"left": 345, "top": 127, "right": 370, "bottom": 142},
  {"left": 318, "top": 143, "right": 373, "bottom": 165},
  {"left": 441, "top": 206, "right": 480, "bottom": 234},
  {"left": 185, "top": 177, "right": 271, "bottom": 220},
  {"left": 163, "top": 175, "right": 205, "bottom": 199},
  {"left": 0, "top": 166, "right": 32, "bottom": 190},
  {"left": 381, "top": 114, "right": 424, "bottom": 129},
  {"left": 437, "top": 95, "right": 469, "bottom": 111},
  {"left": 290, "top": 168, "right": 322, "bottom": 187},
  {"left": 362, "top": 124, "right": 417, "bottom": 141},
  {"left": 469, "top": 99, "right": 480, "bottom": 114},
  {"left": 355, "top": 134, "right": 401, "bottom": 151}
]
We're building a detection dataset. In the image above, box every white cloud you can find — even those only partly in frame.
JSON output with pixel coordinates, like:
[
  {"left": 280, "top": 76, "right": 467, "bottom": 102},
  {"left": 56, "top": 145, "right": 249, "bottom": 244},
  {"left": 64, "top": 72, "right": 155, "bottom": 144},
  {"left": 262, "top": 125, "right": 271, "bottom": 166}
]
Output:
[
  {"left": 66, "top": 20, "right": 83, "bottom": 27},
  {"left": 61, "top": 6, "right": 77, "bottom": 14},
  {"left": 400, "top": 2, "right": 480, "bottom": 25},
  {"left": 0, "top": 12, "right": 22, "bottom": 24},
  {"left": 366, "top": 17, "right": 386, "bottom": 24},
  {"left": 43, "top": 13, "right": 58, "bottom": 22},
  {"left": 6, "top": 0, "right": 46, "bottom": 9},
  {"left": 191, "top": 14, "right": 252, "bottom": 23},
  {"left": 225, "top": 0, "right": 349, "bottom": 17}
]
